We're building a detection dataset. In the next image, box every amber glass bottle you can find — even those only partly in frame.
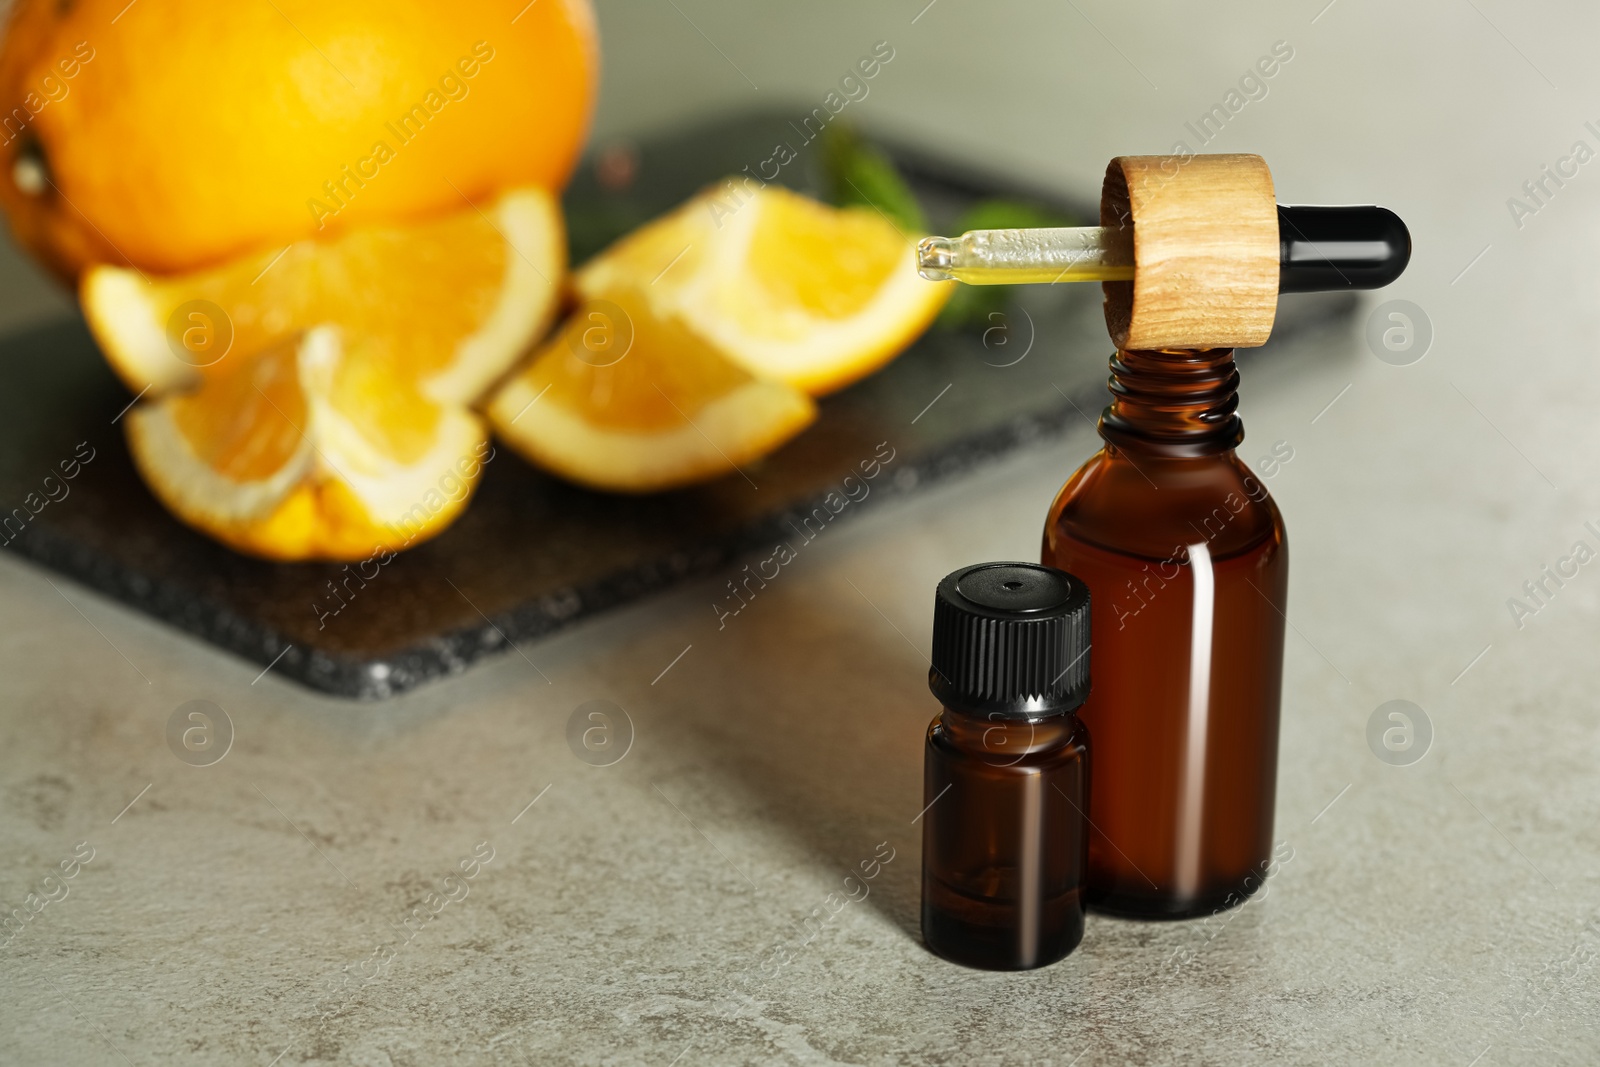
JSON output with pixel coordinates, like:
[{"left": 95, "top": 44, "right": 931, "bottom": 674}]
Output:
[
  {"left": 921, "top": 562, "right": 1092, "bottom": 970},
  {"left": 1042, "top": 347, "right": 1287, "bottom": 919}
]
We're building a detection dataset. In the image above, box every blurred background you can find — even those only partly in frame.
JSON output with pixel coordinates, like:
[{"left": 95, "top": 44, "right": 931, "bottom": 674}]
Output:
[{"left": 3, "top": 1, "right": 1598, "bottom": 1064}]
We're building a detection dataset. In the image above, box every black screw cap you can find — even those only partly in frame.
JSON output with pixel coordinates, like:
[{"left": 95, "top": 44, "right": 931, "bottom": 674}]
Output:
[{"left": 930, "top": 562, "right": 1091, "bottom": 718}]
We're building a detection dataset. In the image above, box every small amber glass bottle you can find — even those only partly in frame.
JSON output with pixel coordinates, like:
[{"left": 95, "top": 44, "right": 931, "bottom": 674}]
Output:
[
  {"left": 1042, "top": 347, "right": 1287, "bottom": 919},
  {"left": 921, "top": 562, "right": 1092, "bottom": 970}
]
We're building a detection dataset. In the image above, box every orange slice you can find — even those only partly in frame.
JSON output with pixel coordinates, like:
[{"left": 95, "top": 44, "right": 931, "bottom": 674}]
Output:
[
  {"left": 576, "top": 181, "right": 950, "bottom": 396},
  {"left": 81, "top": 187, "right": 563, "bottom": 560},
  {"left": 125, "top": 328, "right": 491, "bottom": 560},
  {"left": 81, "top": 186, "right": 563, "bottom": 403},
  {"left": 487, "top": 289, "right": 815, "bottom": 493}
]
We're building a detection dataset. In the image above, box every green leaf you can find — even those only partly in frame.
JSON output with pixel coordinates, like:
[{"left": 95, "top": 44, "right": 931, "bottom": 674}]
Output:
[
  {"left": 937, "top": 281, "right": 1013, "bottom": 332},
  {"left": 820, "top": 125, "right": 926, "bottom": 235}
]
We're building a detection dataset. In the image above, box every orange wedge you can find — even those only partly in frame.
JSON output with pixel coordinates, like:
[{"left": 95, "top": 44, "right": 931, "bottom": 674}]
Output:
[
  {"left": 487, "top": 289, "right": 815, "bottom": 493},
  {"left": 125, "top": 328, "right": 490, "bottom": 559},
  {"left": 577, "top": 181, "right": 950, "bottom": 396},
  {"left": 82, "top": 187, "right": 563, "bottom": 560},
  {"left": 82, "top": 187, "right": 564, "bottom": 403}
]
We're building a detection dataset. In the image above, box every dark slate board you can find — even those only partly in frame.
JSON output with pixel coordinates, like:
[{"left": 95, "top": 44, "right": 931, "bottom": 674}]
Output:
[{"left": 0, "top": 113, "right": 1356, "bottom": 698}]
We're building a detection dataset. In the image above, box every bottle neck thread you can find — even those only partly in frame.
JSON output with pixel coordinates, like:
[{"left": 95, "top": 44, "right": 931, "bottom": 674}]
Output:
[{"left": 1098, "top": 348, "right": 1244, "bottom": 457}]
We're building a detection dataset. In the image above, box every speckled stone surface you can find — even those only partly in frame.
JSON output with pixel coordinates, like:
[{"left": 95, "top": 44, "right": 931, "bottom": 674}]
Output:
[
  {"left": 5, "top": 1, "right": 1600, "bottom": 1063},
  {"left": 4, "top": 342, "right": 1598, "bottom": 1062}
]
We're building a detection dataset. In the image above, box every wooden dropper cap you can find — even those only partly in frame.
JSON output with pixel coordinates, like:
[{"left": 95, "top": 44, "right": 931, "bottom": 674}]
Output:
[
  {"left": 917, "top": 161, "right": 1409, "bottom": 343},
  {"left": 1100, "top": 154, "right": 1280, "bottom": 351}
]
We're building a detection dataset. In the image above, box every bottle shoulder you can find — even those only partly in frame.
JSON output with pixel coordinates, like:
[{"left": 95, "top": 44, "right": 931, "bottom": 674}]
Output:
[
  {"left": 928, "top": 708, "right": 1089, "bottom": 769},
  {"left": 1045, "top": 447, "right": 1286, "bottom": 563}
]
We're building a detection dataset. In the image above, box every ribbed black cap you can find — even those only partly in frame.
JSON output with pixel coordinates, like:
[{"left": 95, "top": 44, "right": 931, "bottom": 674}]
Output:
[{"left": 929, "top": 562, "right": 1091, "bottom": 718}]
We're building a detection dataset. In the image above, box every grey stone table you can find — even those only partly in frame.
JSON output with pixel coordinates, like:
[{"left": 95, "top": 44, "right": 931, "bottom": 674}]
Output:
[
  {"left": 4, "top": 1, "right": 1600, "bottom": 1063},
  {"left": 3, "top": 310, "right": 1596, "bottom": 1064}
]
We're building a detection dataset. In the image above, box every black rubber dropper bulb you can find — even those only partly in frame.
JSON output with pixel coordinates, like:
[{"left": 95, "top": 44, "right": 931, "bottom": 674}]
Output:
[{"left": 1276, "top": 205, "right": 1410, "bottom": 293}]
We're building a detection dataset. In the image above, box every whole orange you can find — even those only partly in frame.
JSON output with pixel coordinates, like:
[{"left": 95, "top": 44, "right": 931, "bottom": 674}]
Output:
[{"left": 0, "top": 0, "right": 596, "bottom": 279}]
